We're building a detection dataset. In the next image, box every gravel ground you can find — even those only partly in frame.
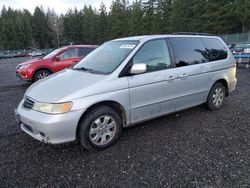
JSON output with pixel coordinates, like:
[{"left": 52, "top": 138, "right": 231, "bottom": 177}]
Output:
[{"left": 0, "top": 58, "right": 250, "bottom": 188}]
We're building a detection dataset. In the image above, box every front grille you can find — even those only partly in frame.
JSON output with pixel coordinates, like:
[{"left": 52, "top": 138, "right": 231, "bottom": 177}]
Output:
[{"left": 23, "top": 97, "right": 35, "bottom": 109}]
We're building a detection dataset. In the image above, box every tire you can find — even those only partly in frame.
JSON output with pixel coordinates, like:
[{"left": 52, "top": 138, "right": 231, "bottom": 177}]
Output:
[
  {"left": 33, "top": 70, "right": 51, "bottom": 82},
  {"left": 78, "top": 106, "right": 122, "bottom": 150},
  {"left": 206, "top": 82, "right": 226, "bottom": 111}
]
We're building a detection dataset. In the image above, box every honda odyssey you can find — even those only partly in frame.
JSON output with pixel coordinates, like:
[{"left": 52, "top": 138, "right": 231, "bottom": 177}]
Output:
[{"left": 15, "top": 34, "right": 237, "bottom": 150}]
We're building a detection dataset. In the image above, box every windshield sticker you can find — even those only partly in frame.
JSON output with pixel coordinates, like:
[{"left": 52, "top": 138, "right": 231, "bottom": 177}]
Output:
[{"left": 120, "top": 44, "right": 136, "bottom": 49}]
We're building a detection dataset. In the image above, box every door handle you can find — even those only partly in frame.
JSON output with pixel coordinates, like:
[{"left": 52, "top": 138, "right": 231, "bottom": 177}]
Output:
[
  {"left": 166, "top": 75, "right": 175, "bottom": 82},
  {"left": 180, "top": 73, "right": 188, "bottom": 79}
]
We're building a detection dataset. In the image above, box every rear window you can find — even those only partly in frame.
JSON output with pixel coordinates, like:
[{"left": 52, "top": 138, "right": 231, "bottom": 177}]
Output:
[
  {"left": 170, "top": 37, "right": 207, "bottom": 67},
  {"left": 201, "top": 38, "right": 228, "bottom": 61}
]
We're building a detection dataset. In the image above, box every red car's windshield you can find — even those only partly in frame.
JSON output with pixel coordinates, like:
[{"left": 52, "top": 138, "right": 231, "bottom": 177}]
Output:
[{"left": 42, "top": 48, "right": 67, "bottom": 59}]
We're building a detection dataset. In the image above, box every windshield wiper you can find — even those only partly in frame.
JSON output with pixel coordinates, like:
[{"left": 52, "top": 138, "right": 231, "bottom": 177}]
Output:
[
  {"left": 73, "top": 67, "right": 94, "bottom": 72},
  {"left": 72, "top": 67, "right": 105, "bottom": 74}
]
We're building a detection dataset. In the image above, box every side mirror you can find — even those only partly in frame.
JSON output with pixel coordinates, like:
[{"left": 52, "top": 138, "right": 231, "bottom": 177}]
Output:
[
  {"left": 130, "top": 63, "right": 147, "bottom": 75},
  {"left": 55, "top": 55, "right": 60, "bottom": 61}
]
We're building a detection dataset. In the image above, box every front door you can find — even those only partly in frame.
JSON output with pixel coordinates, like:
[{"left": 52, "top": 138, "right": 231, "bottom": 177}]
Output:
[
  {"left": 54, "top": 48, "right": 80, "bottom": 72},
  {"left": 127, "top": 39, "right": 179, "bottom": 124}
]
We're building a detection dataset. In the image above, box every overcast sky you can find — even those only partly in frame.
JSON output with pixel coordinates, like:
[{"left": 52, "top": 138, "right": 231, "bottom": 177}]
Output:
[{"left": 0, "top": 0, "right": 113, "bottom": 14}]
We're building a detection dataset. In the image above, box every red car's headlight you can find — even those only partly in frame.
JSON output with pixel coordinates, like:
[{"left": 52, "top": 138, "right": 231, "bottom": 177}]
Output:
[{"left": 18, "top": 64, "right": 31, "bottom": 70}]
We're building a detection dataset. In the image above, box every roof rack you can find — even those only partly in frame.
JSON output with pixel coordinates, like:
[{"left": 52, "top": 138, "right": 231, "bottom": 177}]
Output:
[{"left": 173, "top": 32, "right": 212, "bottom": 36}]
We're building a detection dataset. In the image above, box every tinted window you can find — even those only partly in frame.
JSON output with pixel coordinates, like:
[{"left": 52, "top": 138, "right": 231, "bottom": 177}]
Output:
[
  {"left": 132, "top": 39, "right": 171, "bottom": 72},
  {"left": 60, "top": 49, "right": 77, "bottom": 60},
  {"left": 201, "top": 38, "right": 228, "bottom": 61},
  {"left": 78, "top": 48, "right": 94, "bottom": 57},
  {"left": 170, "top": 37, "right": 207, "bottom": 67}
]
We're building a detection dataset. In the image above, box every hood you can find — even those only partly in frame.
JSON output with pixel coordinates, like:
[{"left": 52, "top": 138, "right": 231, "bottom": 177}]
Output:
[
  {"left": 25, "top": 68, "right": 108, "bottom": 102},
  {"left": 19, "top": 57, "right": 45, "bottom": 65}
]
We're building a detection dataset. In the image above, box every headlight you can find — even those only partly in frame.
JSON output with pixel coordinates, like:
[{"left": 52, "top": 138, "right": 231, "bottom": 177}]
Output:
[
  {"left": 33, "top": 102, "right": 73, "bottom": 114},
  {"left": 19, "top": 64, "right": 31, "bottom": 70}
]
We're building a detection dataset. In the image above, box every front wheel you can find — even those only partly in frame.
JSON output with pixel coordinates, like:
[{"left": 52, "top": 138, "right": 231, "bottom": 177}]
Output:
[
  {"left": 33, "top": 70, "right": 51, "bottom": 82},
  {"left": 78, "top": 106, "right": 122, "bottom": 150},
  {"left": 206, "top": 82, "right": 226, "bottom": 111}
]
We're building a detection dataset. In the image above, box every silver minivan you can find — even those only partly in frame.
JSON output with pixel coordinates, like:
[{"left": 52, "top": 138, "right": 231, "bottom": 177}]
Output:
[{"left": 15, "top": 34, "right": 237, "bottom": 150}]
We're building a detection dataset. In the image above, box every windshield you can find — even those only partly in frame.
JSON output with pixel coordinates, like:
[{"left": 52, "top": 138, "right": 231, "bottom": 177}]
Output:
[
  {"left": 73, "top": 40, "right": 139, "bottom": 74},
  {"left": 43, "top": 48, "right": 66, "bottom": 59}
]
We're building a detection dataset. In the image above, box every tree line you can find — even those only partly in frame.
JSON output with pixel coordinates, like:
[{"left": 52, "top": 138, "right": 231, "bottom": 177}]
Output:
[{"left": 0, "top": 0, "right": 249, "bottom": 50}]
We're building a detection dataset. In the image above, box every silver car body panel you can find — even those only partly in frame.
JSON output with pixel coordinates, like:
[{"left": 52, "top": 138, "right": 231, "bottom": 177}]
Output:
[
  {"left": 17, "top": 98, "right": 83, "bottom": 143},
  {"left": 16, "top": 35, "right": 237, "bottom": 144}
]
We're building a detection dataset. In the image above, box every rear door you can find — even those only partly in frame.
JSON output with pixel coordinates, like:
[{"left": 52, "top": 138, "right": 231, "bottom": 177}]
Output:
[
  {"left": 54, "top": 48, "right": 79, "bottom": 71},
  {"left": 168, "top": 37, "right": 212, "bottom": 111},
  {"left": 127, "top": 39, "right": 179, "bottom": 123}
]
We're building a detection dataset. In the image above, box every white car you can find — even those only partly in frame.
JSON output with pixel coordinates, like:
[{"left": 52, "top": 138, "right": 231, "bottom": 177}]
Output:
[{"left": 15, "top": 34, "right": 237, "bottom": 150}]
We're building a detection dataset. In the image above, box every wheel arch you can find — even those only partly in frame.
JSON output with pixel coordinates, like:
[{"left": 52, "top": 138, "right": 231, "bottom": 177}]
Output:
[
  {"left": 76, "top": 100, "right": 127, "bottom": 139},
  {"left": 33, "top": 68, "right": 53, "bottom": 81},
  {"left": 214, "top": 79, "right": 229, "bottom": 96}
]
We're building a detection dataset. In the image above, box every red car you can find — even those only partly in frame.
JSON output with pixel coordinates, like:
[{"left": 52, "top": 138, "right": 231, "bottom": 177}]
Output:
[{"left": 16, "top": 45, "right": 97, "bottom": 82}]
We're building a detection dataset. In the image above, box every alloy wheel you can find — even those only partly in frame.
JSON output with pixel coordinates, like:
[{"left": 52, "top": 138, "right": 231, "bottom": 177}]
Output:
[
  {"left": 89, "top": 115, "right": 117, "bottom": 146},
  {"left": 212, "top": 87, "right": 224, "bottom": 108}
]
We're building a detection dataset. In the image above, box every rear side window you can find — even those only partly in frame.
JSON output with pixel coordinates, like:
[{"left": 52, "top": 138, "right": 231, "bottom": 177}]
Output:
[
  {"left": 170, "top": 37, "right": 207, "bottom": 67},
  {"left": 78, "top": 48, "right": 94, "bottom": 57},
  {"left": 201, "top": 38, "right": 228, "bottom": 61}
]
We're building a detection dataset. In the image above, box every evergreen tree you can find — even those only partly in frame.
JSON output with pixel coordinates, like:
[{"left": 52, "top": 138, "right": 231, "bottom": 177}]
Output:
[
  {"left": 201, "top": 0, "right": 238, "bottom": 34},
  {"left": 3, "top": 7, "right": 20, "bottom": 49},
  {"left": 128, "top": 0, "right": 144, "bottom": 35},
  {"left": 47, "top": 9, "right": 63, "bottom": 47},
  {"left": 169, "top": 0, "right": 196, "bottom": 33},
  {"left": 81, "top": 5, "right": 98, "bottom": 44},
  {"left": 235, "top": 0, "right": 250, "bottom": 33},
  {"left": 32, "top": 6, "right": 50, "bottom": 48},
  {"left": 62, "top": 8, "right": 83, "bottom": 45},
  {"left": 157, "top": 0, "right": 173, "bottom": 33},
  {"left": 108, "top": 0, "right": 130, "bottom": 39},
  {"left": 142, "top": 0, "right": 161, "bottom": 34},
  {"left": 0, "top": 1, "right": 249, "bottom": 50},
  {"left": 22, "top": 9, "right": 33, "bottom": 48},
  {"left": 97, "top": 2, "right": 108, "bottom": 44}
]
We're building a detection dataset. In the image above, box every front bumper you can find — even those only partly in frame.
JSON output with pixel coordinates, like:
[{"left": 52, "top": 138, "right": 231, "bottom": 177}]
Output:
[
  {"left": 16, "top": 72, "right": 32, "bottom": 81},
  {"left": 15, "top": 100, "right": 83, "bottom": 144}
]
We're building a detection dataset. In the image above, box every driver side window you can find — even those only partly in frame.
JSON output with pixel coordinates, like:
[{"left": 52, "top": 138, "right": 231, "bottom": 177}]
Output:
[
  {"left": 59, "top": 49, "right": 77, "bottom": 60},
  {"left": 132, "top": 39, "right": 171, "bottom": 72}
]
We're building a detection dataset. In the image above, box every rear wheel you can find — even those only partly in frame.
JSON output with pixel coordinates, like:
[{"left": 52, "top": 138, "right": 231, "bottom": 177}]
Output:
[
  {"left": 206, "top": 82, "right": 226, "bottom": 111},
  {"left": 33, "top": 70, "right": 51, "bottom": 82},
  {"left": 78, "top": 106, "right": 122, "bottom": 150}
]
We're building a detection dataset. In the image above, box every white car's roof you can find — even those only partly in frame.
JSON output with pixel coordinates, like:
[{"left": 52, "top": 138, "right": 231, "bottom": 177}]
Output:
[{"left": 113, "top": 34, "right": 221, "bottom": 42}]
